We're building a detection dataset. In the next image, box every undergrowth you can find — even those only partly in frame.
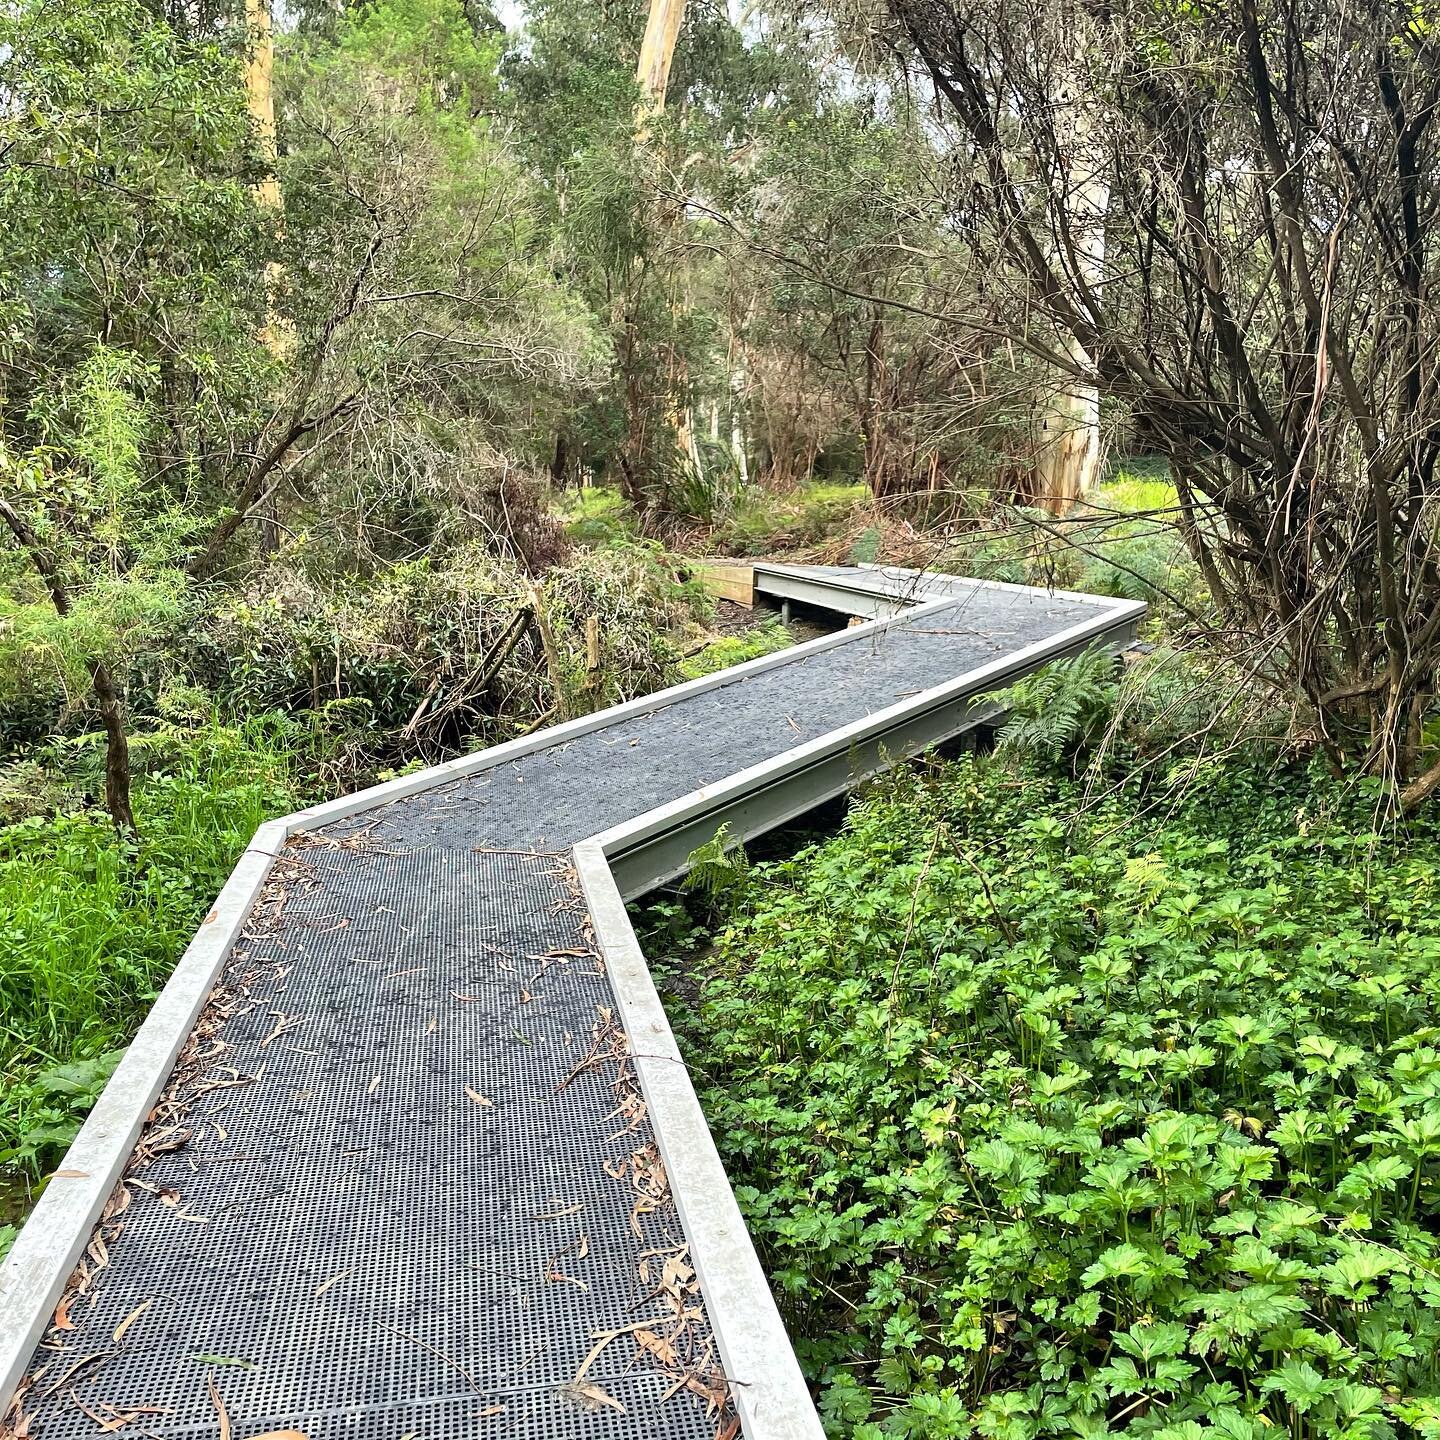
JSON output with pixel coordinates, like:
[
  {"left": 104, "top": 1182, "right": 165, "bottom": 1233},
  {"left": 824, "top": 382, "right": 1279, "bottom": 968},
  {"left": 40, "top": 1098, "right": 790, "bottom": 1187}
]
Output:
[
  {"left": 0, "top": 719, "right": 308, "bottom": 1203},
  {"left": 676, "top": 756, "right": 1440, "bottom": 1438},
  {"left": 716, "top": 481, "right": 873, "bottom": 556},
  {"left": 1098, "top": 455, "right": 1179, "bottom": 517},
  {"left": 555, "top": 485, "right": 643, "bottom": 547},
  {"left": 557, "top": 478, "right": 876, "bottom": 559},
  {"left": 679, "top": 618, "right": 793, "bottom": 680},
  {"left": 991, "top": 651, "right": 1122, "bottom": 770}
]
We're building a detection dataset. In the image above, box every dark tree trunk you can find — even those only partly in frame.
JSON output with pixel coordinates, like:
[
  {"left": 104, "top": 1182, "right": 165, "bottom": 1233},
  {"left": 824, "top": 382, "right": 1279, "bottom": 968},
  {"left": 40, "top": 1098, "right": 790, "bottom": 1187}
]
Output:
[
  {"left": 90, "top": 658, "right": 137, "bottom": 835},
  {"left": 0, "top": 497, "right": 138, "bottom": 834}
]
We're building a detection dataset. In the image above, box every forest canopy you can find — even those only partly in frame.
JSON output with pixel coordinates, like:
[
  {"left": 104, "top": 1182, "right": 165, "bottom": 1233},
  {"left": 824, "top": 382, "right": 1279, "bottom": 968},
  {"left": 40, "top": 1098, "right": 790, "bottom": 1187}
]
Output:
[{"left": 5, "top": 0, "right": 1438, "bottom": 825}]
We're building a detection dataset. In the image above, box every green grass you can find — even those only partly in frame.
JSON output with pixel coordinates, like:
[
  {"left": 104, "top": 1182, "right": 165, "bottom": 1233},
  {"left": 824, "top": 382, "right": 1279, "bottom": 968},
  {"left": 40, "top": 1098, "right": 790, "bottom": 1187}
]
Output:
[
  {"left": 797, "top": 480, "right": 873, "bottom": 508},
  {"left": 674, "top": 755, "right": 1440, "bottom": 1438},
  {"left": 1101, "top": 456, "right": 1179, "bottom": 516},
  {"left": 678, "top": 617, "right": 793, "bottom": 681},
  {"left": 0, "top": 718, "right": 308, "bottom": 1185},
  {"left": 1100, "top": 475, "right": 1179, "bottom": 516}
]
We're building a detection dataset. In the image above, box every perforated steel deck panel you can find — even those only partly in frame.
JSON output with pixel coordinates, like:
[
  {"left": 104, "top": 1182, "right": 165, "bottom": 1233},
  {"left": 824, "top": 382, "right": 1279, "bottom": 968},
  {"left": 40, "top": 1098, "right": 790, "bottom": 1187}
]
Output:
[
  {"left": 325, "top": 585, "right": 1099, "bottom": 854},
  {"left": 9, "top": 576, "right": 1119, "bottom": 1440},
  {"left": 18, "top": 850, "right": 721, "bottom": 1440}
]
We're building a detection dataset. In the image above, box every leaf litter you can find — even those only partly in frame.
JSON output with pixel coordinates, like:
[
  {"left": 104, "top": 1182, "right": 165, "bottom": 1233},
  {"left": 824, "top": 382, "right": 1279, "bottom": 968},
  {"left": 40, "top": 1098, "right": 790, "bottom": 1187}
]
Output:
[
  {"left": 5, "top": 845, "right": 739, "bottom": 1440},
  {"left": 551, "top": 1001, "right": 737, "bottom": 1438},
  {"left": 4, "top": 850, "right": 322, "bottom": 1440},
  {"left": 111, "top": 1301, "right": 152, "bottom": 1346}
]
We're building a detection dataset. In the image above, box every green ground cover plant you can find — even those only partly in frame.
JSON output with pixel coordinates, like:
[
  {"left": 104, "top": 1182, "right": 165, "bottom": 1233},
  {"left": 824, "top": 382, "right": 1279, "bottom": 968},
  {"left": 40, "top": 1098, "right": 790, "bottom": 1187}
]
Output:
[
  {"left": 555, "top": 486, "right": 645, "bottom": 548},
  {"left": 678, "top": 756, "right": 1440, "bottom": 1438},
  {"left": 0, "top": 720, "right": 309, "bottom": 1208},
  {"left": 1099, "top": 472, "right": 1179, "bottom": 519},
  {"left": 679, "top": 617, "right": 794, "bottom": 680}
]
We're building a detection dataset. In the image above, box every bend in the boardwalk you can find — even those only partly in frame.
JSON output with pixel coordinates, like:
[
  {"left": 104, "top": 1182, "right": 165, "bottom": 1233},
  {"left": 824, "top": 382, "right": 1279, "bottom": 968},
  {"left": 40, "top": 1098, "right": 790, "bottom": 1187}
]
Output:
[{"left": 3, "top": 573, "right": 1128, "bottom": 1440}]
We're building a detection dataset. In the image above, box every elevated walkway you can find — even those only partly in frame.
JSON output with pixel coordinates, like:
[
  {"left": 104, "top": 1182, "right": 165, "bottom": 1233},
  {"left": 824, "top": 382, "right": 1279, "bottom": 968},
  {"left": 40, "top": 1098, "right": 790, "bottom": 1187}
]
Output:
[{"left": 0, "top": 567, "right": 1144, "bottom": 1440}]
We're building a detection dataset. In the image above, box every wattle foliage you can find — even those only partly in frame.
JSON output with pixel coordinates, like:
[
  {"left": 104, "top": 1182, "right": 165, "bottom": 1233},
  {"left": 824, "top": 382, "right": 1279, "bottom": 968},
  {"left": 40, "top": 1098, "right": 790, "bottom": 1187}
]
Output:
[{"left": 686, "top": 758, "right": 1440, "bottom": 1438}]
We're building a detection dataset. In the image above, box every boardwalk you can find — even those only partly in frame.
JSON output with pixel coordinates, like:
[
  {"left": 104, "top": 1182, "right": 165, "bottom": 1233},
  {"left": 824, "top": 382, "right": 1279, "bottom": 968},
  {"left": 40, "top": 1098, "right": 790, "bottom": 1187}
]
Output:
[{"left": 0, "top": 567, "right": 1144, "bottom": 1440}]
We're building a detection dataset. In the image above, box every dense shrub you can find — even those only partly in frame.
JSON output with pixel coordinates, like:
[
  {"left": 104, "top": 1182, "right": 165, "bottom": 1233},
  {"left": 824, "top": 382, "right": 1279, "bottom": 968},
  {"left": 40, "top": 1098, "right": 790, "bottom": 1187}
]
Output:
[
  {"left": 683, "top": 758, "right": 1440, "bottom": 1438},
  {"left": 192, "top": 542, "right": 702, "bottom": 756}
]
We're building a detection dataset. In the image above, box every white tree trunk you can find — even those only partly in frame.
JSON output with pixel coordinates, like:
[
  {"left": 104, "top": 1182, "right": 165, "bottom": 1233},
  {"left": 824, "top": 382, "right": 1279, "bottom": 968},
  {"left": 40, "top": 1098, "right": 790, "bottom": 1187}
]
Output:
[
  {"left": 635, "top": 0, "right": 687, "bottom": 116},
  {"left": 245, "top": 0, "right": 280, "bottom": 211},
  {"left": 730, "top": 343, "right": 750, "bottom": 487},
  {"left": 245, "top": 0, "right": 292, "bottom": 362},
  {"left": 1032, "top": 10, "right": 1107, "bottom": 512},
  {"left": 1033, "top": 339, "right": 1103, "bottom": 510}
]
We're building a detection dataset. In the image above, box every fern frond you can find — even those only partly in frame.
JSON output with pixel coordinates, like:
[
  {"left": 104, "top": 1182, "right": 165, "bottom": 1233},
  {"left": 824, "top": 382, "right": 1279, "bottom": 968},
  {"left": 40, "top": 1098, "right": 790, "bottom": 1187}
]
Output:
[
  {"left": 683, "top": 822, "right": 751, "bottom": 903},
  {"left": 988, "top": 650, "right": 1120, "bottom": 765}
]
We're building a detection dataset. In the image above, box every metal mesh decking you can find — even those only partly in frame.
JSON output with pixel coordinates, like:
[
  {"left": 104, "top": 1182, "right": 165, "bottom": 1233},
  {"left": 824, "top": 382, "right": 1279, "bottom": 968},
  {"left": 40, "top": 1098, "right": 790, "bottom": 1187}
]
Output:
[
  {"left": 10, "top": 573, "right": 1125, "bottom": 1440},
  {"left": 18, "top": 848, "right": 723, "bottom": 1440},
  {"left": 324, "top": 585, "right": 1099, "bottom": 854}
]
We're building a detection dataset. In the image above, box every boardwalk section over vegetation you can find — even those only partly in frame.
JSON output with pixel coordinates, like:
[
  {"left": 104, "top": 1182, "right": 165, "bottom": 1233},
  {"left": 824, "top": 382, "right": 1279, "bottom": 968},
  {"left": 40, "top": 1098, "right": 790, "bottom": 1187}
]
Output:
[{"left": 1, "top": 569, "right": 1144, "bottom": 1440}]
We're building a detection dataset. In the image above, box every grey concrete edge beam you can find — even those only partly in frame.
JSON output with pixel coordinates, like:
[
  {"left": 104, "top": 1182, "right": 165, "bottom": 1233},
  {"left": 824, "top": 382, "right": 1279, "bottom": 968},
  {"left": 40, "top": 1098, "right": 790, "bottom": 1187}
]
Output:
[{"left": 574, "top": 841, "right": 827, "bottom": 1440}]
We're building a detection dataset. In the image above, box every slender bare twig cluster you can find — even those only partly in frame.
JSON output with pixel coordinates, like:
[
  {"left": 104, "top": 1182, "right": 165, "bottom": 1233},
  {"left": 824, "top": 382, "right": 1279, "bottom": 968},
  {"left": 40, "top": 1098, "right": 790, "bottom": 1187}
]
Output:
[{"left": 879, "top": 0, "right": 1440, "bottom": 802}]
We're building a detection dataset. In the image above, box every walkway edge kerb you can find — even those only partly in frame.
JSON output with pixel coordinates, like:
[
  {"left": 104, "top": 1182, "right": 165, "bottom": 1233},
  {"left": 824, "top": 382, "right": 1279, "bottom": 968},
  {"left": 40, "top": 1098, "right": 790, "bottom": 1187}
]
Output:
[
  {"left": 574, "top": 842, "right": 825, "bottom": 1440},
  {"left": 0, "top": 566, "right": 1146, "bottom": 1431}
]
